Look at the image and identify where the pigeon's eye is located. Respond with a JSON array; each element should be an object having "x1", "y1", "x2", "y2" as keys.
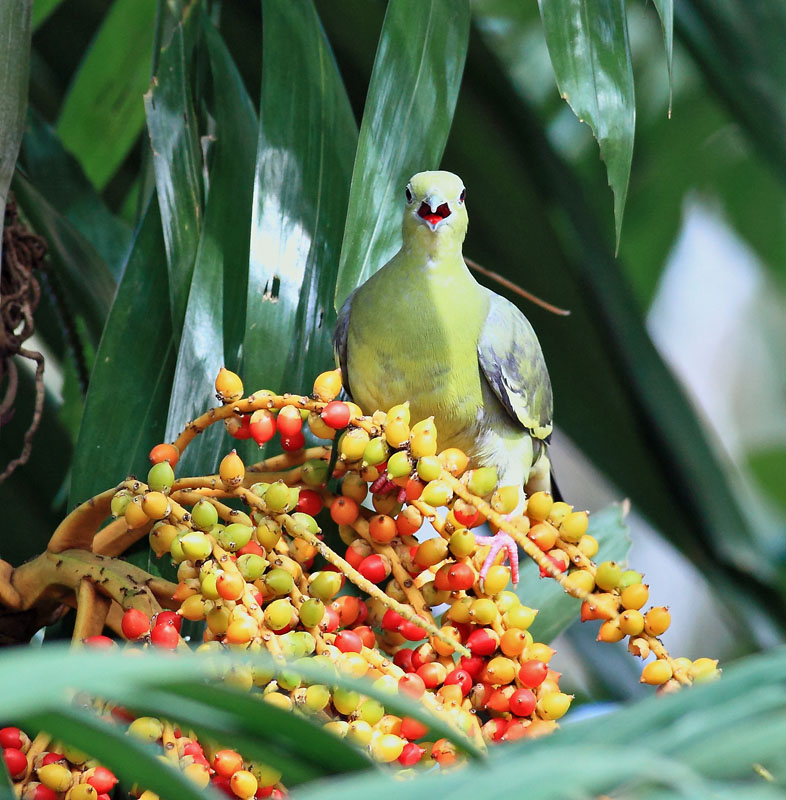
[
  {"x1": 459, "y1": 188, "x2": 466, "y2": 204},
  {"x1": 405, "y1": 186, "x2": 413, "y2": 203}
]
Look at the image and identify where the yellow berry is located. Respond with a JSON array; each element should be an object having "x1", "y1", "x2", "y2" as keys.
[
  {"x1": 37, "y1": 763, "x2": 72, "y2": 793},
  {"x1": 219, "y1": 450, "x2": 245, "y2": 489},
  {"x1": 467, "y1": 467, "x2": 497, "y2": 496},
  {"x1": 621, "y1": 583, "x2": 649, "y2": 610},
  {"x1": 124, "y1": 496, "x2": 149, "y2": 529},
  {"x1": 409, "y1": 417, "x2": 438, "y2": 458},
  {"x1": 597, "y1": 619, "x2": 625, "y2": 643},
  {"x1": 594, "y1": 561, "x2": 622, "y2": 591},
  {"x1": 449, "y1": 527, "x2": 475, "y2": 558},
  {"x1": 690, "y1": 658, "x2": 720, "y2": 683},
  {"x1": 526, "y1": 491, "x2": 553, "y2": 521},
  {"x1": 215, "y1": 367, "x2": 244, "y2": 403},
  {"x1": 503, "y1": 605, "x2": 537, "y2": 630},
  {"x1": 481, "y1": 565, "x2": 510, "y2": 595},
  {"x1": 313, "y1": 368, "x2": 342, "y2": 401},
  {"x1": 491, "y1": 485, "x2": 519, "y2": 514},
  {"x1": 469, "y1": 598, "x2": 498, "y2": 625},
  {"x1": 618, "y1": 609, "x2": 645, "y2": 636},
  {"x1": 415, "y1": 537, "x2": 448, "y2": 567},
  {"x1": 370, "y1": 733, "x2": 405, "y2": 763},
  {"x1": 536, "y1": 691, "x2": 572, "y2": 720},
  {"x1": 644, "y1": 607, "x2": 671, "y2": 636},
  {"x1": 339, "y1": 428, "x2": 370, "y2": 461},
  {"x1": 577, "y1": 534, "x2": 599, "y2": 558},
  {"x1": 142, "y1": 491, "x2": 170, "y2": 520},
  {"x1": 547, "y1": 501, "x2": 573, "y2": 526},
  {"x1": 641, "y1": 659, "x2": 673, "y2": 685},
  {"x1": 563, "y1": 568, "x2": 595, "y2": 595},
  {"x1": 559, "y1": 510, "x2": 589, "y2": 542}
]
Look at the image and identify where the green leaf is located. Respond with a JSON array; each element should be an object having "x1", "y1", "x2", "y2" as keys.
[
  {"x1": 69, "y1": 197, "x2": 175, "y2": 506},
  {"x1": 675, "y1": 0, "x2": 786, "y2": 192},
  {"x1": 22, "y1": 708, "x2": 221, "y2": 800},
  {"x1": 0, "y1": 0, "x2": 31, "y2": 265},
  {"x1": 243, "y1": 0, "x2": 357, "y2": 405},
  {"x1": 522, "y1": 503, "x2": 631, "y2": 643},
  {"x1": 537, "y1": 0, "x2": 635, "y2": 247},
  {"x1": 11, "y1": 171, "x2": 115, "y2": 349},
  {"x1": 651, "y1": 0, "x2": 673, "y2": 100},
  {"x1": 333, "y1": 0, "x2": 471, "y2": 309},
  {"x1": 56, "y1": 0, "x2": 158, "y2": 190},
  {"x1": 145, "y1": 10, "x2": 203, "y2": 340},
  {"x1": 161, "y1": 17, "x2": 257, "y2": 477},
  {"x1": 18, "y1": 108, "x2": 131, "y2": 277},
  {"x1": 31, "y1": 0, "x2": 63, "y2": 30}
]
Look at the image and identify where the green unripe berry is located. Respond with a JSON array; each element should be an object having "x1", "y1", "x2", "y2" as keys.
[
  {"x1": 420, "y1": 480, "x2": 452, "y2": 507},
  {"x1": 191, "y1": 499, "x2": 218, "y2": 531},
  {"x1": 217, "y1": 523, "x2": 253, "y2": 552},
  {"x1": 291, "y1": 512, "x2": 319, "y2": 535},
  {"x1": 416, "y1": 455, "x2": 442, "y2": 482},
  {"x1": 308, "y1": 571, "x2": 342, "y2": 601},
  {"x1": 299, "y1": 598, "x2": 325, "y2": 627},
  {"x1": 169, "y1": 536, "x2": 186, "y2": 563},
  {"x1": 356, "y1": 698, "x2": 385, "y2": 725},
  {"x1": 332, "y1": 687, "x2": 360, "y2": 715},
  {"x1": 148, "y1": 461, "x2": 175, "y2": 493},
  {"x1": 595, "y1": 561, "x2": 623, "y2": 591},
  {"x1": 200, "y1": 571, "x2": 220, "y2": 599},
  {"x1": 467, "y1": 466, "x2": 498, "y2": 496},
  {"x1": 111, "y1": 490, "x2": 132, "y2": 518},
  {"x1": 264, "y1": 598, "x2": 295, "y2": 631},
  {"x1": 277, "y1": 669, "x2": 302, "y2": 691},
  {"x1": 291, "y1": 634, "x2": 317, "y2": 657},
  {"x1": 387, "y1": 450, "x2": 413, "y2": 479},
  {"x1": 302, "y1": 459, "x2": 329, "y2": 487},
  {"x1": 363, "y1": 437, "x2": 389, "y2": 466},
  {"x1": 265, "y1": 567, "x2": 295, "y2": 596},
  {"x1": 449, "y1": 527, "x2": 476, "y2": 558},
  {"x1": 265, "y1": 481, "x2": 292, "y2": 512},
  {"x1": 250, "y1": 482, "x2": 270, "y2": 498},
  {"x1": 618, "y1": 569, "x2": 643, "y2": 590},
  {"x1": 237, "y1": 553, "x2": 267, "y2": 581},
  {"x1": 180, "y1": 532, "x2": 212, "y2": 562},
  {"x1": 305, "y1": 684, "x2": 331, "y2": 712}
]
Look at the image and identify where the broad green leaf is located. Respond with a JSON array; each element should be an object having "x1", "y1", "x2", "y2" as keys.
[
  {"x1": 538, "y1": 0, "x2": 635, "y2": 247},
  {"x1": 11, "y1": 171, "x2": 115, "y2": 349},
  {"x1": 675, "y1": 0, "x2": 786, "y2": 191},
  {"x1": 161, "y1": 17, "x2": 256, "y2": 477},
  {"x1": 0, "y1": 0, "x2": 31, "y2": 265},
  {"x1": 522, "y1": 503, "x2": 631, "y2": 643},
  {"x1": 31, "y1": 0, "x2": 63, "y2": 30},
  {"x1": 69, "y1": 198, "x2": 176, "y2": 506},
  {"x1": 243, "y1": 0, "x2": 357, "y2": 406},
  {"x1": 56, "y1": 0, "x2": 158, "y2": 190},
  {"x1": 18, "y1": 108, "x2": 131, "y2": 277},
  {"x1": 748, "y1": 446, "x2": 786, "y2": 514},
  {"x1": 145, "y1": 10, "x2": 203, "y2": 339},
  {"x1": 22, "y1": 709, "x2": 220, "y2": 800},
  {"x1": 333, "y1": 0, "x2": 471, "y2": 309},
  {"x1": 443, "y1": 26, "x2": 786, "y2": 633}
]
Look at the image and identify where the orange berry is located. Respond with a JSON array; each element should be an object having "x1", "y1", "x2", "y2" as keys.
[
  {"x1": 215, "y1": 367, "x2": 244, "y2": 403},
  {"x1": 369, "y1": 514, "x2": 397, "y2": 544}
]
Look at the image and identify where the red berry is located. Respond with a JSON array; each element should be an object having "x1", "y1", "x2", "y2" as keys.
[
  {"x1": 404, "y1": 477, "x2": 424, "y2": 502},
  {"x1": 40, "y1": 753, "x2": 64, "y2": 766},
  {"x1": 149, "y1": 442, "x2": 180, "y2": 466},
  {"x1": 87, "y1": 767, "x2": 118, "y2": 793},
  {"x1": 334, "y1": 630, "x2": 363, "y2": 653},
  {"x1": 458, "y1": 655, "x2": 486, "y2": 679},
  {"x1": 446, "y1": 562, "x2": 475, "y2": 591},
  {"x1": 398, "y1": 673, "x2": 426, "y2": 700},
  {"x1": 154, "y1": 610, "x2": 182, "y2": 632},
  {"x1": 351, "y1": 625, "x2": 376, "y2": 648},
  {"x1": 281, "y1": 431, "x2": 305, "y2": 451},
  {"x1": 29, "y1": 785, "x2": 58, "y2": 800},
  {"x1": 444, "y1": 668, "x2": 472, "y2": 695},
  {"x1": 355, "y1": 600, "x2": 369, "y2": 625},
  {"x1": 82, "y1": 635, "x2": 115, "y2": 648},
  {"x1": 509, "y1": 687, "x2": 537, "y2": 717},
  {"x1": 416, "y1": 662, "x2": 445, "y2": 689},
  {"x1": 237, "y1": 540, "x2": 265, "y2": 557},
  {"x1": 400, "y1": 717, "x2": 428, "y2": 740},
  {"x1": 277, "y1": 406, "x2": 303, "y2": 437},
  {"x1": 381, "y1": 609, "x2": 405, "y2": 632},
  {"x1": 399, "y1": 618, "x2": 426, "y2": 642},
  {"x1": 540, "y1": 554, "x2": 568, "y2": 578},
  {"x1": 466, "y1": 628, "x2": 499, "y2": 656},
  {"x1": 485, "y1": 686, "x2": 513, "y2": 714},
  {"x1": 397, "y1": 742, "x2": 425, "y2": 766},
  {"x1": 249, "y1": 410, "x2": 276, "y2": 445},
  {"x1": 321, "y1": 401, "x2": 351, "y2": 429},
  {"x1": 182, "y1": 742, "x2": 204, "y2": 757},
  {"x1": 3, "y1": 748, "x2": 26, "y2": 778},
  {"x1": 319, "y1": 605, "x2": 340, "y2": 633},
  {"x1": 0, "y1": 728, "x2": 22, "y2": 749},
  {"x1": 453, "y1": 503, "x2": 479, "y2": 527},
  {"x1": 357, "y1": 554, "x2": 390, "y2": 584},
  {"x1": 518, "y1": 659, "x2": 549, "y2": 688},
  {"x1": 228, "y1": 414, "x2": 253, "y2": 440},
  {"x1": 121, "y1": 608, "x2": 150, "y2": 640},
  {"x1": 295, "y1": 489, "x2": 322, "y2": 516},
  {"x1": 150, "y1": 624, "x2": 179, "y2": 650},
  {"x1": 393, "y1": 648, "x2": 415, "y2": 672}
]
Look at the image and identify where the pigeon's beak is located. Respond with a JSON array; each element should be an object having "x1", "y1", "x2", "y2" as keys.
[{"x1": 417, "y1": 195, "x2": 451, "y2": 229}]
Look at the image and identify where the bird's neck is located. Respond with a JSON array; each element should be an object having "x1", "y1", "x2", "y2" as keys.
[{"x1": 401, "y1": 228, "x2": 466, "y2": 273}]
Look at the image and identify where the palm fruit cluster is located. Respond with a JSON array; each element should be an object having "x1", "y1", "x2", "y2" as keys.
[
  {"x1": 1, "y1": 366, "x2": 719, "y2": 798},
  {"x1": 1, "y1": 725, "x2": 119, "y2": 800}
]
